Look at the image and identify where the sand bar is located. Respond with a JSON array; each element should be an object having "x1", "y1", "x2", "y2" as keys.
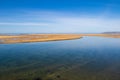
[{"x1": 0, "y1": 34, "x2": 120, "y2": 44}]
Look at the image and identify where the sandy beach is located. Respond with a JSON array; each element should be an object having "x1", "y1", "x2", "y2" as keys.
[{"x1": 0, "y1": 34, "x2": 120, "y2": 44}]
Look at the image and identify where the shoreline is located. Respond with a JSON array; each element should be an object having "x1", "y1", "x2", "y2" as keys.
[
  {"x1": 0, "y1": 34, "x2": 82, "y2": 44},
  {"x1": 0, "y1": 34, "x2": 120, "y2": 44}
]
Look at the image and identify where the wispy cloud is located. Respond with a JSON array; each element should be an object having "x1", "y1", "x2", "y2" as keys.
[
  {"x1": 0, "y1": 22, "x2": 51, "y2": 26},
  {"x1": 0, "y1": 11, "x2": 120, "y2": 33}
]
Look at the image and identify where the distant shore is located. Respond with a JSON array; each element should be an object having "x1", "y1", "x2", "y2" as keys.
[{"x1": 0, "y1": 34, "x2": 120, "y2": 44}]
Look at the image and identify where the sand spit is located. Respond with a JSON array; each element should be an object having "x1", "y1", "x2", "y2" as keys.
[
  {"x1": 0, "y1": 34, "x2": 120, "y2": 44},
  {"x1": 0, "y1": 34, "x2": 82, "y2": 44}
]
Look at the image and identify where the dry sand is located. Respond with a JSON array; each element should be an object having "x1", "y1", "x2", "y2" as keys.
[
  {"x1": 0, "y1": 34, "x2": 120, "y2": 44},
  {"x1": 0, "y1": 34, "x2": 82, "y2": 44}
]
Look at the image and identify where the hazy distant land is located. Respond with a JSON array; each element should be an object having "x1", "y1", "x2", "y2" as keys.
[{"x1": 103, "y1": 32, "x2": 120, "y2": 34}]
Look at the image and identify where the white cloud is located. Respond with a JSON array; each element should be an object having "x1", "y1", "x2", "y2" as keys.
[
  {"x1": 0, "y1": 22, "x2": 51, "y2": 26},
  {"x1": 0, "y1": 11, "x2": 120, "y2": 33}
]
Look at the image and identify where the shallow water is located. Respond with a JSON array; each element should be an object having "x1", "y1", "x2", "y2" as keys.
[{"x1": 0, "y1": 37, "x2": 120, "y2": 80}]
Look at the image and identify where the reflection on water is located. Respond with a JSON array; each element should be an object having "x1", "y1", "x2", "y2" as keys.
[{"x1": 0, "y1": 37, "x2": 120, "y2": 80}]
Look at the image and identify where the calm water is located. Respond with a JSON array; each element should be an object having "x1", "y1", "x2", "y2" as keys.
[{"x1": 0, "y1": 37, "x2": 120, "y2": 80}]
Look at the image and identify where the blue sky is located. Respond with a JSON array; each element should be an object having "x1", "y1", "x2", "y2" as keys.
[{"x1": 0, "y1": 0, "x2": 120, "y2": 33}]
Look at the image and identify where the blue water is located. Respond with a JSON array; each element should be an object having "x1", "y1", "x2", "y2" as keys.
[
  {"x1": 0, "y1": 37, "x2": 120, "y2": 80},
  {"x1": 0, "y1": 37, "x2": 120, "y2": 65}
]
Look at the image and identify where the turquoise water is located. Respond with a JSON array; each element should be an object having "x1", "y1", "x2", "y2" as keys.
[{"x1": 0, "y1": 37, "x2": 120, "y2": 80}]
